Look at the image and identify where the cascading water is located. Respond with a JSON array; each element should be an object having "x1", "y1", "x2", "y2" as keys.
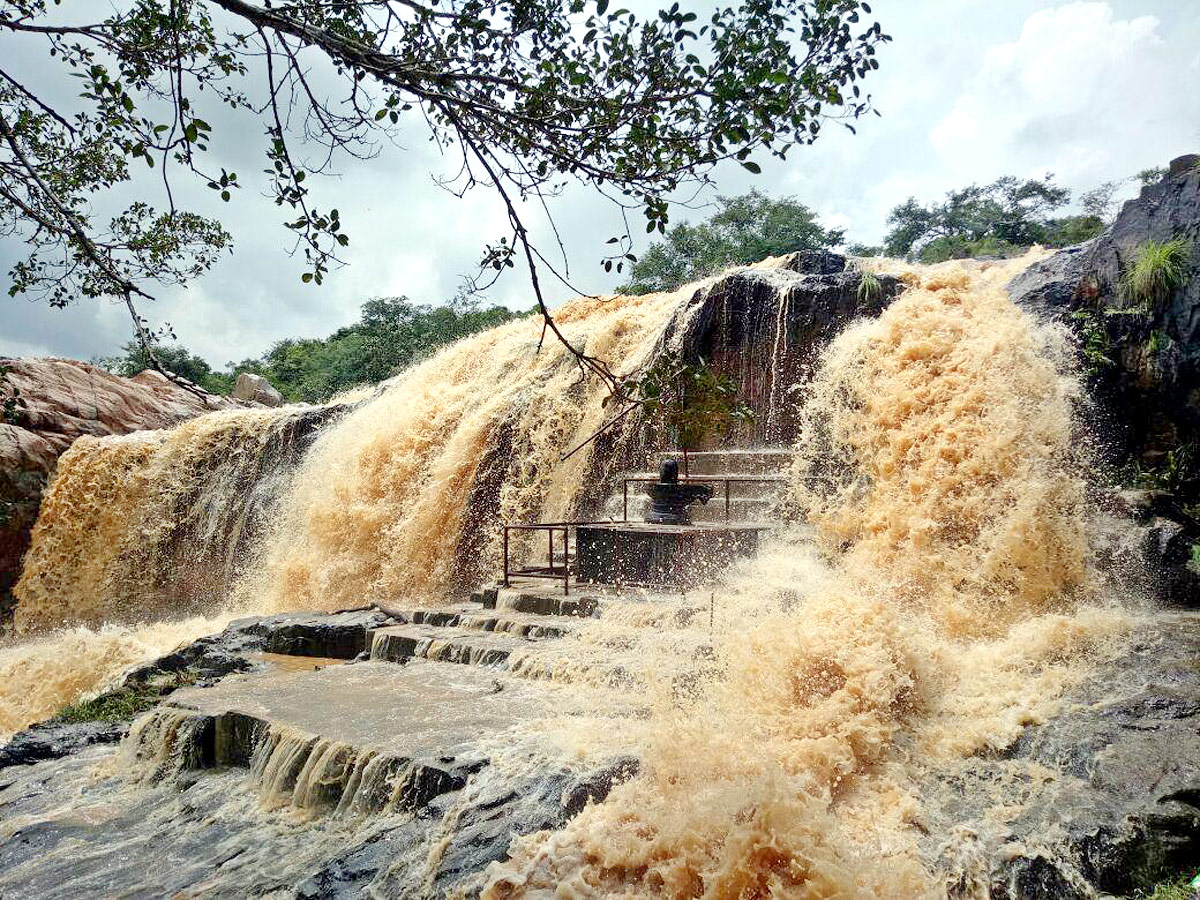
[
  {"x1": 0, "y1": 283, "x2": 698, "y2": 736},
  {"x1": 0, "y1": 252, "x2": 1149, "y2": 898},
  {"x1": 480, "y1": 256, "x2": 1134, "y2": 898}
]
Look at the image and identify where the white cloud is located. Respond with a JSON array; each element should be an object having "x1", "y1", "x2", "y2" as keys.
[{"x1": 930, "y1": 3, "x2": 1195, "y2": 192}]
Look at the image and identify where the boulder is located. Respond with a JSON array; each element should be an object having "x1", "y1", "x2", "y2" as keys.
[
  {"x1": 0, "y1": 358, "x2": 244, "y2": 627},
  {"x1": 0, "y1": 721, "x2": 126, "y2": 770},
  {"x1": 231, "y1": 372, "x2": 283, "y2": 407}
]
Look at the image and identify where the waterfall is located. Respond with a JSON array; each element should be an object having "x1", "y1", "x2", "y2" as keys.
[
  {"x1": 0, "y1": 252, "x2": 1147, "y2": 898},
  {"x1": 480, "y1": 255, "x2": 1134, "y2": 898}
]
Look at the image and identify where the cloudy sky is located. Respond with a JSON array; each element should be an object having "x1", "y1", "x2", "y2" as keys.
[{"x1": 2, "y1": 0, "x2": 1198, "y2": 366}]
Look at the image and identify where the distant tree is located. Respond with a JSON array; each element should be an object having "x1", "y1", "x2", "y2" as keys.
[
  {"x1": 0, "y1": 0, "x2": 889, "y2": 394},
  {"x1": 883, "y1": 175, "x2": 1071, "y2": 261},
  {"x1": 109, "y1": 341, "x2": 215, "y2": 386},
  {"x1": 622, "y1": 190, "x2": 844, "y2": 294},
  {"x1": 1079, "y1": 180, "x2": 1122, "y2": 222},
  {"x1": 99, "y1": 296, "x2": 526, "y2": 402},
  {"x1": 845, "y1": 242, "x2": 884, "y2": 257},
  {"x1": 1043, "y1": 215, "x2": 1105, "y2": 248}
]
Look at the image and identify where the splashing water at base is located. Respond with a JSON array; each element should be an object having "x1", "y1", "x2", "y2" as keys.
[{"x1": 480, "y1": 255, "x2": 1135, "y2": 898}]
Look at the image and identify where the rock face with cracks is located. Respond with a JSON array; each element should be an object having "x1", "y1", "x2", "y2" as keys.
[{"x1": 932, "y1": 614, "x2": 1200, "y2": 898}]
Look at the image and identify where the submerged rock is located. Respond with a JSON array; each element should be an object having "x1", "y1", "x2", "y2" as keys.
[{"x1": 0, "y1": 721, "x2": 126, "y2": 770}]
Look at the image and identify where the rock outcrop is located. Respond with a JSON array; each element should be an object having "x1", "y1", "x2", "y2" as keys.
[
  {"x1": 0, "y1": 358, "x2": 244, "y2": 625},
  {"x1": 1009, "y1": 155, "x2": 1200, "y2": 608},
  {"x1": 931, "y1": 614, "x2": 1200, "y2": 898},
  {"x1": 671, "y1": 251, "x2": 906, "y2": 444},
  {"x1": 1009, "y1": 154, "x2": 1200, "y2": 468}
]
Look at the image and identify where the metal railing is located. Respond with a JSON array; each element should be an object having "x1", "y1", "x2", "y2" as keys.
[
  {"x1": 620, "y1": 475, "x2": 787, "y2": 523},
  {"x1": 501, "y1": 476, "x2": 789, "y2": 593},
  {"x1": 501, "y1": 520, "x2": 617, "y2": 596}
]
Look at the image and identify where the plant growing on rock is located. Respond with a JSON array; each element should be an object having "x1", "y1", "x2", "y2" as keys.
[
  {"x1": 628, "y1": 352, "x2": 754, "y2": 475},
  {"x1": 1069, "y1": 310, "x2": 1115, "y2": 376},
  {"x1": 1121, "y1": 239, "x2": 1192, "y2": 309},
  {"x1": 856, "y1": 267, "x2": 882, "y2": 302},
  {"x1": 0, "y1": 364, "x2": 26, "y2": 424}
]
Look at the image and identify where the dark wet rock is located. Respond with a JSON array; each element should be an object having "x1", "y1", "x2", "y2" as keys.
[
  {"x1": 570, "y1": 257, "x2": 907, "y2": 520},
  {"x1": 0, "y1": 608, "x2": 399, "y2": 764},
  {"x1": 1008, "y1": 155, "x2": 1200, "y2": 473},
  {"x1": 662, "y1": 263, "x2": 907, "y2": 445},
  {"x1": 257, "y1": 608, "x2": 397, "y2": 658},
  {"x1": 295, "y1": 755, "x2": 641, "y2": 899},
  {"x1": 777, "y1": 248, "x2": 847, "y2": 275},
  {"x1": 992, "y1": 854, "x2": 1089, "y2": 900},
  {"x1": 930, "y1": 614, "x2": 1200, "y2": 897},
  {"x1": 0, "y1": 721, "x2": 126, "y2": 770}
]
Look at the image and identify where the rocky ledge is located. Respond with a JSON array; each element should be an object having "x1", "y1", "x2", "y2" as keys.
[{"x1": 932, "y1": 612, "x2": 1200, "y2": 898}]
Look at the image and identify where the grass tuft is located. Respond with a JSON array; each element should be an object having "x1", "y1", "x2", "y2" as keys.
[
  {"x1": 52, "y1": 672, "x2": 196, "y2": 724},
  {"x1": 857, "y1": 268, "x2": 882, "y2": 303},
  {"x1": 1136, "y1": 872, "x2": 1198, "y2": 900},
  {"x1": 1121, "y1": 238, "x2": 1192, "y2": 308}
]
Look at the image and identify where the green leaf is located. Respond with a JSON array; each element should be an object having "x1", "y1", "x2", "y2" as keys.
[{"x1": 741, "y1": 161, "x2": 761, "y2": 174}]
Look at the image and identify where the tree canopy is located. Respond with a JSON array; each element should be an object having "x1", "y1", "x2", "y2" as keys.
[
  {"x1": 0, "y1": 0, "x2": 889, "y2": 392},
  {"x1": 880, "y1": 174, "x2": 1106, "y2": 262},
  {"x1": 103, "y1": 295, "x2": 525, "y2": 402},
  {"x1": 621, "y1": 190, "x2": 843, "y2": 294}
]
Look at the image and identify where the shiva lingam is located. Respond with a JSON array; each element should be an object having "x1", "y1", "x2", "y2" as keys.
[{"x1": 643, "y1": 458, "x2": 713, "y2": 525}]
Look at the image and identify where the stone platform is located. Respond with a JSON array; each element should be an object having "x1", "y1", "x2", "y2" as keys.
[{"x1": 576, "y1": 522, "x2": 764, "y2": 588}]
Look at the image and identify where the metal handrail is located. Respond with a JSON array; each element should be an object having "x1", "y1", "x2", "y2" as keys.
[
  {"x1": 501, "y1": 472, "x2": 826, "y2": 592},
  {"x1": 621, "y1": 475, "x2": 788, "y2": 523}
]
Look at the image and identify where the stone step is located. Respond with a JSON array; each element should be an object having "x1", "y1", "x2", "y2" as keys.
[
  {"x1": 122, "y1": 661, "x2": 636, "y2": 822},
  {"x1": 488, "y1": 590, "x2": 601, "y2": 618},
  {"x1": 616, "y1": 473, "x2": 787, "y2": 499},
  {"x1": 369, "y1": 623, "x2": 557, "y2": 668},
  {"x1": 384, "y1": 604, "x2": 577, "y2": 639},
  {"x1": 654, "y1": 448, "x2": 793, "y2": 476},
  {"x1": 228, "y1": 608, "x2": 398, "y2": 660}
]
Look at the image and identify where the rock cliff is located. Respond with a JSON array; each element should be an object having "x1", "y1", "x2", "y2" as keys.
[
  {"x1": 0, "y1": 359, "x2": 244, "y2": 626},
  {"x1": 1009, "y1": 154, "x2": 1200, "y2": 469},
  {"x1": 1008, "y1": 154, "x2": 1200, "y2": 607}
]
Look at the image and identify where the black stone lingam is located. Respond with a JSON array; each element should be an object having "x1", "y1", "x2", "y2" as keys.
[{"x1": 643, "y1": 458, "x2": 713, "y2": 525}]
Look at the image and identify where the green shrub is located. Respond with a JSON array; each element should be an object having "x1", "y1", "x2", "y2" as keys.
[
  {"x1": 1147, "y1": 330, "x2": 1170, "y2": 357},
  {"x1": 1136, "y1": 871, "x2": 1198, "y2": 899},
  {"x1": 856, "y1": 269, "x2": 882, "y2": 303},
  {"x1": 1121, "y1": 239, "x2": 1192, "y2": 308},
  {"x1": 1070, "y1": 310, "x2": 1115, "y2": 376}
]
